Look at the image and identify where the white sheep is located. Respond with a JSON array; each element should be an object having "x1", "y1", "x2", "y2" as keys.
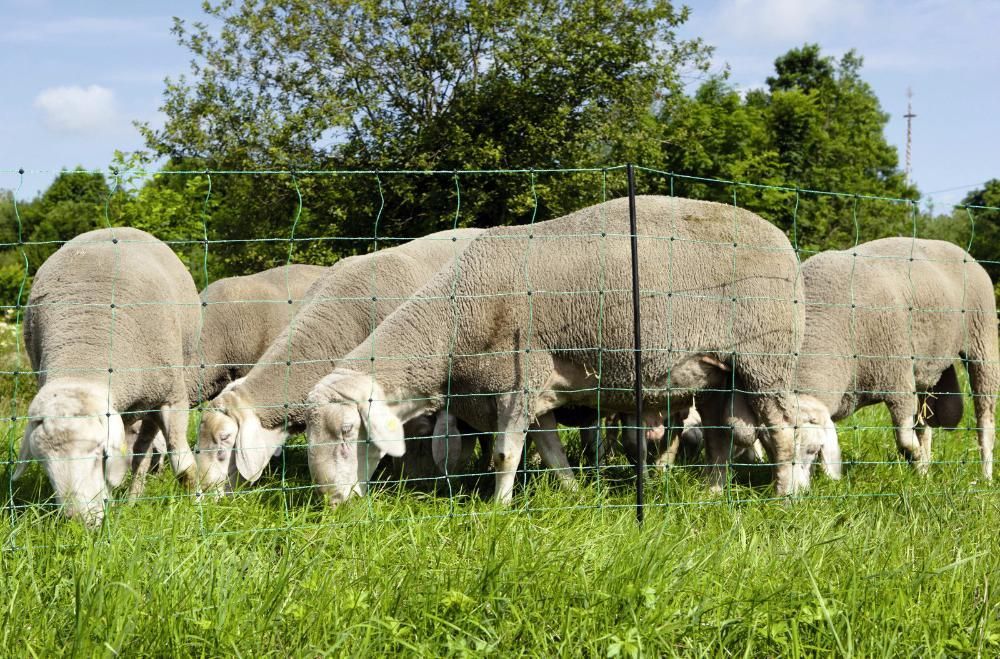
[
  {"x1": 782, "y1": 237, "x2": 998, "y2": 484},
  {"x1": 711, "y1": 237, "x2": 998, "y2": 488},
  {"x1": 305, "y1": 195, "x2": 807, "y2": 506},
  {"x1": 194, "y1": 228, "x2": 483, "y2": 492},
  {"x1": 16, "y1": 227, "x2": 201, "y2": 524},
  {"x1": 126, "y1": 264, "x2": 327, "y2": 491}
]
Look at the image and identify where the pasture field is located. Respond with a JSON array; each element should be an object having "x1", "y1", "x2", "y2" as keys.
[{"x1": 2, "y1": 337, "x2": 1000, "y2": 656}]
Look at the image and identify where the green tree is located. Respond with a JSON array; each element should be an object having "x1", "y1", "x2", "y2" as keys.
[
  {"x1": 919, "y1": 180, "x2": 1000, "y2": 282},
  {"x1": 0, "y1": 190, "x2": 29, "y2": 309},
  {"x1": 0, "y1": 170, "x2": 111, "y2": 307},
  {"x1": 16, "y1": 169, "x2": 111, "y2": 272},
  {"x1": 140, "y1": 0, "x2": 710, "y2": 270},
  {"x1": 657, "y1": 44, "x2": 917, "y2": 253}
]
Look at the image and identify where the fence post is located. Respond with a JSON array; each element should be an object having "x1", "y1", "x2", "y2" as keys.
[{"x1": 626, "y1": 164, "x2": 645, "y2": 524}]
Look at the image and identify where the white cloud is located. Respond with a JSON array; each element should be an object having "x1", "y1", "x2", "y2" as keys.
[
  {"x1": 33, "y1": 85, "x2": 120, "y2": 135},
  {"x1": 716, "y1": 0, "x2": 865, "y2": 43}
]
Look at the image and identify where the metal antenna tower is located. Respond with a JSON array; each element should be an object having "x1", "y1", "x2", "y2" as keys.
[{"x1": 904, "y1": 87, "x2": 916, "y2": 182}]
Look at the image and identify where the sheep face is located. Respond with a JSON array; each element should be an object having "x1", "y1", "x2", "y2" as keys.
[
  {"x1": 195, "y1": 406, "x2": 239, "y2": 493},
  {"x1": 17, "y1": 381, "x2": 127, "y2": 527},
  {"x1": 306, "y1": 370, "x2": 406, "y2": 506},
  {"x1": 792, "y1": 395, "x2": 842, "y2": 484},
  {"x1": 306, "y1": 401, "x2": 386, "y2": 505}
]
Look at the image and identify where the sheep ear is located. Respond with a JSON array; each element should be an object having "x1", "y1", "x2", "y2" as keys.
[
  {"x1": 13, "y1": 419, "x2": 38, "y2": 480},
  {"x1": 103, "y1": 413, "x2": 129, "y2": 489},
  {"x1": 431, "y1": 413, "x2": 464, "y2": 473},
  {"x1": 819, "y1": 420, "x2": 842, "y2": 480},
  {"x1": 234, "y1": 411, "x2": 284, "y2": 483},
  {"x1": 361, "y1": 398, "x2": 405, "y2": 457}
]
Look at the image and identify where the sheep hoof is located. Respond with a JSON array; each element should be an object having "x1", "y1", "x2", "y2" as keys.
[
  {"x1": 175, "y1": 467, "x2": 197, "y2": 490},
  {"x1": 559, "y1": 475, "x2": 580, "y2": 492}
]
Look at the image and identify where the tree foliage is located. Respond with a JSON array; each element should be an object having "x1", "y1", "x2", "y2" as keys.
[
  {"x1": 657, "y1": 44, "x2": 917, "y2": 254},
  {"x1": 139, "y1": 0, "x2": 710, "y2": 267},
  {"x1": 0, "y1": 170, "x2": 112, "y2": 305},
  {"x1": 918, "y1": 180, "x2": 1000, "y2": 283},
  {"x1": 3, "y1": 12, "x2": 948, "y2": 293}
]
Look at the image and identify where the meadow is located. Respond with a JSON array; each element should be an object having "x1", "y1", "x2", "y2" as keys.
[{"x1": 2, "y1": 321, "x2": 999, "y2": 656}]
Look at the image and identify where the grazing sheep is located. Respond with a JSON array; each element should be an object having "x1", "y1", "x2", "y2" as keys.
[
  {"x1": 773, "y1": 237, "x2": 998, "y2": 484},
  {"x1": 129, "y1": 264, "x2": 329, "y2": 488},
  {"x1": 194, "y1": 228, "x2": 484, "y2": 492},
  {"x1": 15, "y1": 227, "x2": 201, "y2": 524},
  {"x1": 305, "y1": 195, "x2": 807, "y2": 507}
]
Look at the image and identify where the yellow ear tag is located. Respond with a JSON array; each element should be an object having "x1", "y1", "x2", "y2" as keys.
[
  {"x1": 121, "y1": 444, "x2": 128, "y2": 457},
  {"x1": 386, "y1": 418, "x2": 400, "y2": 432}
]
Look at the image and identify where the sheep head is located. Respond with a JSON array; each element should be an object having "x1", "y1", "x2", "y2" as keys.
[
  {"x1": 195, "y1": 377, "x2": 286, "y2": 492},
  {"x1": 17, "y1": 379, "x2": 127, "y2": 527},
  {"x1": 306, "y1": 369, "x2": 405, "y2": 507},
  {"x1": 791, "y1": 394, "x2": 842, "y2": 484},
  {"x1": 709, "y1": 391, "x2": 840, "y2": 493}
]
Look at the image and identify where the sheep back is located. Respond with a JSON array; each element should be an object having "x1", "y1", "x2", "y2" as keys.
[
  {"x1": 343, "y1": 195, "x2": 803, "y2": 416},
  {"x1": 24, "y1": 227, "x2": 200, "y2": 413},
  {"x1": 193, "y1": 264, "x2": 327, "y2": 401},
  {"x1": 798, "y1": 237, "x2": 998, "y2": 419}
]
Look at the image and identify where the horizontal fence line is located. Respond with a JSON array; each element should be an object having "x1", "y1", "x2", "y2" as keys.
[
  {"x1": 5, "y1": 237, "x2": 1000, "y2": 263},
  {"x1": 3, "y1": 163, "x2": 997, "y2": 212},
  {"x1": 7, "y1": 294, "x2": 996, "y2": 315},
  {"x1": 5, "y1": 482, "x2": 999, "y2": 554}
]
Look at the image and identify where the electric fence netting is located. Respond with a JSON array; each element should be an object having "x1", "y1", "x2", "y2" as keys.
[{"x1": 2, "y1": 165, "x2": 999, "y2": 547}]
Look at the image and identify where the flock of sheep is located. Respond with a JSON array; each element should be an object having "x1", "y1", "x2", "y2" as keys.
[{"x1": 13, "y1": 195, "x2": 999, "y2": 526}]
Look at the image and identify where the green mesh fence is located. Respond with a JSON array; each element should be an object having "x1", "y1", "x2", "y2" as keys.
[{"x1": 2, "y1": 164, "x2": 999, "y2": 545}]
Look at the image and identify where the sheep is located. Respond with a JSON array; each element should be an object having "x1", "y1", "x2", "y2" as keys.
[
  {"x1": 15, "y1": 227, "x2": 201, "y2": 524},
  {"x1": 759, "y1": 237, "x2": 998, "y2": 485},
  {"x1": 304, "y1": 195, "x2": 808, "y2": 507},
  {"x1": 127, "y1": 263, "x2": 329, "y2": 491},
  {"x1": 194, "y1": 228, "x2": 484, "y2": 492}
]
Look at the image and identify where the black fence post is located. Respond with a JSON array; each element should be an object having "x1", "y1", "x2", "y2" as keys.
[{"x1": 626, "y1": 164, "x2": 645, "y2": 524}]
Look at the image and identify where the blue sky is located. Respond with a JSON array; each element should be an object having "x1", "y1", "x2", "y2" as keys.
[{"x1": 1, "y1": 0, "x2": 997, "y2": 210}]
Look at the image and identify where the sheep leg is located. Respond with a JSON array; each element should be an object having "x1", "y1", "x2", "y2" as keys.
[
  {"x1": 493, "y1": 429, "x2": 526, "y2": 505},
  {"x1": 977, "y1": 407, "x2": 995, "y2": 481},
  {"x1": 660, "y1": 431, "x2": 681, "y2": 468},
  {"x1": 704, "y1": 446, "x2": 728, "y2": 493},
  {"x1": 751, "y1": 399, "x2": 799, "y2": 495},
  {"x1": 531, "y1": 413, "x2": 577, "y2": 491},
  {"x1": 579, "y1": 425, "x2": 606, "y2": 467},
  {"x1": 127, "y1": 419, "x2": 162, "y2": 500},
  {"x1": 963, "y1": 346, "x2": 999, "y2": 481},
  {"x1": 702, "y1": 427, "x2": 730, "y2": 494},
  {"x1": 915, "y1": 424, "x2": 933, "y2": 477},
  {"x1": 158, "y1": 402, "x2": 196, "y2": 487},
  {"x1": 887, "y1": 398, "x2": 922, "y2": 471}
]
